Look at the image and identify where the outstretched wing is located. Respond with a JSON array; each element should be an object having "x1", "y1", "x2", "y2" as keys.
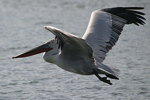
[
  {"x1": 82, "y1": 7, "x2": 145, "y2": 62},
  {"x1": 45, "y1": 26, "x2": 94, "y2": 61}
]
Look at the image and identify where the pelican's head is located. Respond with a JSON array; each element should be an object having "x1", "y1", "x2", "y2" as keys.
[
  {"x1": 43, "y1": 39, "x2": 59, "y2": 63},
  {"x1": 12, "y1": 39, "x2": 59, "y2": 63}
]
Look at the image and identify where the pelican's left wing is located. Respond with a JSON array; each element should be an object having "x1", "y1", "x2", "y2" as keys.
[
  {"x1": 45, "y1": 26, "x2": 94, "y2": 61},
  {"x1": 82, "y1": 7, "x2": 145, "y2": 62}
]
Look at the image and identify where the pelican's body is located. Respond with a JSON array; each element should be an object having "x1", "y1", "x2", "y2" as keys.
[
  {"x1": 13, "y1": 7, "x2": 145, "y2": 85},
  {"x1": 43, "y1": 38, "x2": 95, "y2": 75},
  {"x1": 42, "y1": 27, "x2": 119, "y2": 78}
]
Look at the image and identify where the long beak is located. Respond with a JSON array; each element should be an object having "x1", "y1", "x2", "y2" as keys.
[{"x1": 12, "y1": 43, "x2": 53, "y2": 59}]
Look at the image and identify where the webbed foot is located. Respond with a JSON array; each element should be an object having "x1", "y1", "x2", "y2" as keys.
[{"x1": 93, "y1": 70, "x2": 112, "y2": 85}]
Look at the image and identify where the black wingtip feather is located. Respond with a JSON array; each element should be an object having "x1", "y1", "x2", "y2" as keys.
[
  {"x1": 102, "y1": 7, "x2": 146, "y2": 26},
  {"x1": 124, "y1": 7, "x2": 144, "y2": 10}
]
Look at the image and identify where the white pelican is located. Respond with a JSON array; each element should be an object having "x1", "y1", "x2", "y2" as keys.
[{"x1": 12, "y1": 7, "x2": 145, "y2": 85}]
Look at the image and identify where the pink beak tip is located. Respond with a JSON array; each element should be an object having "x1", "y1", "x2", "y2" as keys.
[{"x1": 12, "y1": 56, "x2": 16, "y2": 59}]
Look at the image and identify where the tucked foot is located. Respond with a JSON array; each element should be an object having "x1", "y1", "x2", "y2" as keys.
[
  {"x1": 100, "y1": 77, "x2": 112, "y2": 85},
  {"x1": 93, "y1": 70, "x2": 112, "y2": 85}
]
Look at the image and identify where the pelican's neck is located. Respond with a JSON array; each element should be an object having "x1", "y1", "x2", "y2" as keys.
[{"x1": 43, "y1": 49, "x2": 59, "y2": 64}]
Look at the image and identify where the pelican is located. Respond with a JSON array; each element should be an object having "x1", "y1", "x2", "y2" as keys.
[{"x1": 12, "y1": 7, "x2": 145, "y2": 85}]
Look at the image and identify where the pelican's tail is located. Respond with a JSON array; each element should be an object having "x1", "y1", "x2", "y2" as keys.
[
  {"x1": 95, "y1": 62, "x2": 120, "y2": 79},
  {"x1": 105, "y1": 66, "x2": 120, "y2": 79}
]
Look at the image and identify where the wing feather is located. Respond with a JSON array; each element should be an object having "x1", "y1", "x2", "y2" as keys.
[
  {"x1": 45, "y1": 26, "x2": 94, "y2": 61},
  {"x1": 83, "y1": 7, "x2": 145, "y2": 62}
]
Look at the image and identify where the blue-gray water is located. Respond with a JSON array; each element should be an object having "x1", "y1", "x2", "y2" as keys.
[{"x1": 0, "y1": 0, "x2": 150, "y2": 100}]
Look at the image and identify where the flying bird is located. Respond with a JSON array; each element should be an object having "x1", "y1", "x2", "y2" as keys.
[{"x1": 12, "y1": 7, "x2": 145, "y2": 85}]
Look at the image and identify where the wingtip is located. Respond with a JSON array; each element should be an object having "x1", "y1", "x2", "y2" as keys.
[
  {"x1": 44, "y1": 26, "x2": 56, "y2": 31},
  {"x1": 44, "y1": 26, "x2": 51, "y2": 32},
  {"x1": 44, "y1": 26, "x2": 49, "y2": 30},
  {"x1": 127, "y1": 7, "x2": 145, "y2": 9}
]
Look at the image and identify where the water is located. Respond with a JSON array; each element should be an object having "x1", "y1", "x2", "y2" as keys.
[{"x1": 0, "y1": 0, "x2": 150, "y2": 100}]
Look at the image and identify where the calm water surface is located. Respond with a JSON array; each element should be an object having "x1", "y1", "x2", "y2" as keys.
[{"x1": 0, "y1": 0, "x2": 150, "y2": 100}]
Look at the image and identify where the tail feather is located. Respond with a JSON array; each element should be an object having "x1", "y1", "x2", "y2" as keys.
[
  {"x1": 107, "y1": 66, "x2": 120, "y2": 78},
  {"x1": 95, "y1": 62, "x2": 120, "y2": 79}
]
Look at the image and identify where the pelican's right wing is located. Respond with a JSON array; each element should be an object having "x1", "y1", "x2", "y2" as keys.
[{"x1": 82, "y1": 7, "x2": 145, "y2": 62}]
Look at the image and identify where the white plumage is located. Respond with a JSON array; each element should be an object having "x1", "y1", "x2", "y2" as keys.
[{"x1": 13, "y1": 7, "x2": 145, "y2": 85}]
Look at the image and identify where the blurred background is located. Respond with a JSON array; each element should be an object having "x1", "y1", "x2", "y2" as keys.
[{"x1": 0, "y1": 0, "x2": 150, "y2": 100}]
